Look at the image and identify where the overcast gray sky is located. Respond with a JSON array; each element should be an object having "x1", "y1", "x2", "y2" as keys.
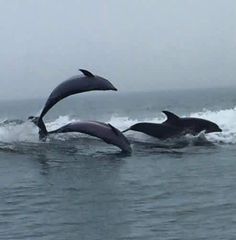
[{"x1": 0, "y1": 0, "x2": 235, "y2": 99}]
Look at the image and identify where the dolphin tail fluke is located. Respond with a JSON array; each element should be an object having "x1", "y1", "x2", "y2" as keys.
[
  {"x1": 28, "y1": 116, "x2": 39, "y2": 126},
  {"x1": 28, "y1": 116, "x2": 48, "y2": 141},
  {"x1": 37, "y1": 118, "x2": 48, "y2": 141}
]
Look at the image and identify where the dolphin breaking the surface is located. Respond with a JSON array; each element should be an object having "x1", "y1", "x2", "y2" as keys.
[
  {"x1": 123, "y1": 111, "x2": 222, "y2": 139},
  {"x1": 162, "y1": 111, "x2": 222, "y2": 134},
  {"x1": 48, "y1": 121, "x2": 132, "y2": 153}
]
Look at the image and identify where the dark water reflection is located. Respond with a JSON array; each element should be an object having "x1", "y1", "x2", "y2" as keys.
[{"x1": 1, "y1": 141, "x2": 236, "y2": 239}]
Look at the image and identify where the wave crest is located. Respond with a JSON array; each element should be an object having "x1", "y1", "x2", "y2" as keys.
[{"x1": 0, "y1": 107, "x2": 235, "y2": 145}]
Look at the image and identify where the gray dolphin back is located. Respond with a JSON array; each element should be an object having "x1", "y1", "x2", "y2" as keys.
[
  {"x1": 49, "y1": 121, "x2": 132, "y2": 153},
  {"x1": 39, "y1": 69, "x2": 117, "y2": 120},
  {"x1": 162, "y1": 110, "x2": 222, "y2": 134},
  {"x1": 123, "y1": 122, "x2": 182, "y2": 139}
]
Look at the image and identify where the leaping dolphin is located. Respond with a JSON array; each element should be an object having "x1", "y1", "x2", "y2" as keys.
[
  {"x1": 48, "y1": 121, "x2": 132, "y2": 153},
  {"x1": 40, "y1": 69, "x2": 117, "y2": 119},
  {"x1": 162, "y1": 111, "x2": 222, "y2": 134},
  {"x1": 30, "y1": 69, "x2": 117, "y2": 138}
]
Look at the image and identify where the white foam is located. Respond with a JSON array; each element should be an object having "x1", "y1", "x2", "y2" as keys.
[
  {"x1": 189, "y1": 107, "x2": 236, "y2": 144},
  {"x1": 108, "y1": 108, "x2": 236, "y2": 145},
  {"x1": 0, "y1": 122, "x2": 38, "y2": 143},
  {"x1": 0, "y1": 107, "x2": 235, "y2": 144}
]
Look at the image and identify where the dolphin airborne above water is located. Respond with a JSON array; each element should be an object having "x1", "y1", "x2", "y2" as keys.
[
  {"x1": 28, "y1": 69, "x2": 132, "y2": 152},
  {"x1": 123, "y1": 111, "x2": 222, "y2": 139},
  {"x1": 30, "y1": 69, "x2": 117, "y2": 139}
]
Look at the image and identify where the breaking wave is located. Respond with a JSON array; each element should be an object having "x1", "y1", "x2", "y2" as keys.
[
  {"x1": 109, "y1": 107, "x2": 236, "y2": 145},
  {"x1": 0, "y1": 107, "x2": 235, "y2": 147}
]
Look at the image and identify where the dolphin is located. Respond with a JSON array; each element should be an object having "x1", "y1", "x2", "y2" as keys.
[
  {"x1": 48, "y1": 121, "x2": 132, "y2": 153},
  {"x1": 39, "y1": 69, "x2": 117, "y2": 119},
  {"x1": 162, "y1": 111, "x2": 222, "y2": 134},
  {"x1": 122, "y1": 111, "x2": 222, "y2": 140},
  {"x1": 122, "y1": 122, "x2": 183, "y2": 139},
  {"x1": 30, "y1": 69, "x2": 117, "y2": 138}
]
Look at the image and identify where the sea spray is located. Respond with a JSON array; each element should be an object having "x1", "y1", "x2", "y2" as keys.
[{"x1": 0, "y1": 107, "x2": 235, "y2": 144}]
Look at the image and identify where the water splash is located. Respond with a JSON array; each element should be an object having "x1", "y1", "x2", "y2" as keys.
[{"x1": 0, "y1": 107, "x2": 235, "y2": 145}]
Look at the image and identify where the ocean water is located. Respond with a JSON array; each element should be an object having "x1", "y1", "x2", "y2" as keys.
[{"x1": 0, "y1": 87, "x2": 236, "y2": 240}]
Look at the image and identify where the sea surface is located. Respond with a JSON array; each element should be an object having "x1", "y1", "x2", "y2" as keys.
[{"x1": 0, "y1": 87, "x2": 236, "y2": 240}]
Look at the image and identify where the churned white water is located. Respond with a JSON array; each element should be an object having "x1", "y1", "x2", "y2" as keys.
[{"x1": 0, "y1": 107, "x2": 235, "y2": 144}]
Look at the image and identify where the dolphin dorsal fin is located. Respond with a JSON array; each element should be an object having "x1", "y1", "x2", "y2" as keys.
[
  {"x1": 108, "y1": 123, "x2": 119, "y2": 136},
  {"x1": 79, "y1": 69, "x2": 95, "y2": 77},
  {"x1": 162, "y1": 110, "x2": 180, "y2": 124}
]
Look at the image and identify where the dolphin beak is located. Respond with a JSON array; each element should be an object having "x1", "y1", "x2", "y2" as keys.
[{"x1": 108, "y1": 82, "x2": 117, "y2": 91}]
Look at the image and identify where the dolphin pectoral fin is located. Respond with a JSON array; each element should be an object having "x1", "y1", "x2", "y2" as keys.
[
  {"x1": 108, "y1": 123, "x2": 120, "y2": 136},
  {"x1": 162, "y1": 111, "x2": 180, "y2": 125},
  {"x1": 79, "y1": 69, "x2": 95, "y2": 77}
]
